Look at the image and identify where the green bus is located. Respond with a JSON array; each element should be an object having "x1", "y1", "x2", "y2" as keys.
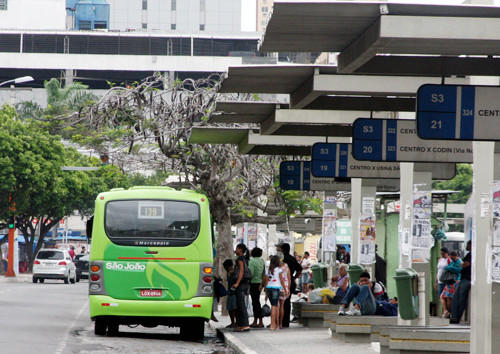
[{"x1": 87, "y1": 186, "x2": 214, "y2": 340}]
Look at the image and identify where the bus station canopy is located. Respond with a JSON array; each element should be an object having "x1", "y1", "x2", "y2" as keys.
[{"x1": 260, "y1": 1, "x2": 500, "y2": 74}]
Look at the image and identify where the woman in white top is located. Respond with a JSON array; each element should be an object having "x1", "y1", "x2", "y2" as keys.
[
  {"x1": 434, "y1": 247, "x2": 451, "y2": 318},
  {"x1": 265, "y1": 255, "x2": 286, "y2": 331}
]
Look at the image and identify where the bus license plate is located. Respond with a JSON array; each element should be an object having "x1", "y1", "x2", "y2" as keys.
[{"x1": 140, "y1": 289, "x2": 162, "y2": 297}]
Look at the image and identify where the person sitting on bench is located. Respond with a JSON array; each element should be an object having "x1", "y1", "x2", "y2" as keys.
[{"x1": 338, "y1": 271, "x2": 386, "y2": 316}]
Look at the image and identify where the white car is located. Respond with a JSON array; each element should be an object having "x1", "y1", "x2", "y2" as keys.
[{"x1": 32, "y1": 249, "x2": 77, "y2": 284}]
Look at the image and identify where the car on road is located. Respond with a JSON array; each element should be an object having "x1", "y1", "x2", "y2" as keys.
[
  {"x1": 74, "y1": 253, "x2": 89, "y2": 281},
  {"x1": 33, "y1": 249, "x2": 77, "y2": 284}
]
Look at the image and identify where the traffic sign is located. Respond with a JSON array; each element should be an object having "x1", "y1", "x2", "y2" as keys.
[
  {"x1": 417, "y1": 84, "x2": 500, "y2": 141},
  {"x1": 311, "y1": 143, "x2": 456, "y2": 179},
  {"x1": 353, "y1": 118, "x2": 473, "y2": 163},
  {"x1": 280, "y1": 161, "x2": 400, "y2": 191}
]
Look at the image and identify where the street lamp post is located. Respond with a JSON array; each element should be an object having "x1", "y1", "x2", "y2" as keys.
[{"x1": 0, "y1": 76, "x2": 34, "y2": 87}]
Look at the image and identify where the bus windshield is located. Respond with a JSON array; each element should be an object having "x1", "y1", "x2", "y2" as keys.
[{"x1": 105, "y1": 199, "x2": 200, "y2": 241}]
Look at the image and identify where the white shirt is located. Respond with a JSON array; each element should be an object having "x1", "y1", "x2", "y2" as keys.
[
  {"x1": 301, "y1": 257, "x2": 312, "y2": 270},
  {"x1": 266, "y1": 267, "x2": 283, "y2": 289},
  {"x1": 436, "y1": 257, "x2": 449, "y2": 284}
]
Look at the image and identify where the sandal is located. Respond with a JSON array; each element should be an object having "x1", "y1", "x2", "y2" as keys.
[{"x1": 233, "y1": 327, "x2": 250, "y2": 332}]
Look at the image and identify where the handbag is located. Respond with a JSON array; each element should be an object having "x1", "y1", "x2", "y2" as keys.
[
  {"x1": 261, "y1": 302, "x2": 271, "y2": 317},
  {"x1": 245, "y1": 295, "x2": 254, "y2": 317},
  {"x1": 439, "y1": 270, "x2": 457, "y2": 285}
]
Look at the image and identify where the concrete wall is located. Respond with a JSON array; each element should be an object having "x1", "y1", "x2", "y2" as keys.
[
  {"x1": 0, "y1": 0, "x2": 66, "y2": 30},
  {"x1": 0, "y1": 52, "x2": 243, "y2": 72}
]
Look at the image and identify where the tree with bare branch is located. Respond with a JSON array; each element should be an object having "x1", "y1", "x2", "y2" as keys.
[{"x1": 61, "y1": 74, "x2": 320, "y2": 280}]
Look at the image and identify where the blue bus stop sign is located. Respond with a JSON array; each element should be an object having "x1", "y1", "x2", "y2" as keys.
[
  {"x1": 417, "y1": 84, "x2": 500, "y2": 141},
  {"x1": 353, "y1": 118, "x2": 473, "y2": 163}
]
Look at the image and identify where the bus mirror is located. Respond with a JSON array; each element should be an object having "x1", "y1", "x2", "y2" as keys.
[{"x1": 86, "y1": 216, "x2": 94, "y2": 239}]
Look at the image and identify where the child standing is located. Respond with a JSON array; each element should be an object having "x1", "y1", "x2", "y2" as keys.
[
  {"x1": 223, "y1": 259, "x2": 238, "y2": 328},
  {"x1": 264, "y1": 255, "x2": 286, "y2": 331}
]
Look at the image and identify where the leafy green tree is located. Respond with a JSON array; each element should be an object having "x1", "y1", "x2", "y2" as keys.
[
  {"x1": 0, "y1": 105, "x2": 133, "y2": 270},
  {"x1": 433, "y1": 164, "x2": 473, "y2": 204}
]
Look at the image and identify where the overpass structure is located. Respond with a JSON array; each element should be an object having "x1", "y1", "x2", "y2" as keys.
[
  {"x1": 190, "y1": 1, "x2": 500, "y2": 352},
  {"x1": 0, "y1": 30, "x2": 271, "y2": 89}
]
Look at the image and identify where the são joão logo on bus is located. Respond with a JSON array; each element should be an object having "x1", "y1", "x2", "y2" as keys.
[{"x1": 105, "y1": 262, "x2": 146, "y2": 272}]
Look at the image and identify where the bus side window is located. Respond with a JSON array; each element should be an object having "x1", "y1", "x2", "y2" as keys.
[{"x1": 86, "y1": 216, "x2": 94, "y2": 239}]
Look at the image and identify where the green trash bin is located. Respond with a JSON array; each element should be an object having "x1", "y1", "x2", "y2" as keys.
[
  {"x1": 311, "y1": 263, "x2": 328, "y2": 288},
  {"x1": 347, "y1": 264, "x2": 365, "y2": 286},
  {"x1": 393, "y1": 268, "x2": 419, "y2": 320}
]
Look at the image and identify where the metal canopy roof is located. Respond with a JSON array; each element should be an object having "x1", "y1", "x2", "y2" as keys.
[
  {"x1": 189, "y1": 127, "x2": 350, "y2": 155},
  {"x1": 260, "y1": 1, "x2": 500, "y2": 74}
]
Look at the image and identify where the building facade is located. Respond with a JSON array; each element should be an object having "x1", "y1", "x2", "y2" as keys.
[
  {"x1": 0, "y1": 0, "x2": 66, "y2": 30},
  {"x1": 256, "y1": 0, "x2": 273, "y2": 32},
  {"x1": 106, "y1": 0, "x2": 242, "y2": 33}
]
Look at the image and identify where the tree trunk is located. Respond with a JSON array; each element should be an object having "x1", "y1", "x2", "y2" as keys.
[{"x1": 215, "y1": 210, "x2": 233, "y2": 316}]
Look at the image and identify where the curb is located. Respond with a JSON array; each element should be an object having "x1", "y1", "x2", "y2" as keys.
[{"x1": 212, "y1": 325, "x2": 259, "y2": 354}]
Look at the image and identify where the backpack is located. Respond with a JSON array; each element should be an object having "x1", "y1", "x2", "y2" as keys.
[{"x1": 373, "y1": 280, "x2": 389, "y2": 301}]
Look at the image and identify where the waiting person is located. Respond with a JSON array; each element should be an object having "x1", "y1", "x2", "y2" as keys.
[
  {"x1": 80, "y1": 246, "x2": 86, "y2": 254},
  {"x1": 375, "y1": 297, "x2": 399, "y2": 316},
  {"x1": 337, "y1": 245, "x2": 351, "y2": 264},
  {"x1": 440, "y1": 250, "x2": 462, "y2": 319},
  {"x1": 300, "y1": 251, "x2": 313, "y2": 292},
  {"x1": 298, "y1": 283, "x2": 315, "y2": 302},
  {"x1": 435, "y1": 247, "x2": 451, "y2": 317},
  {"x1": 223, "y1": 259, "x2": 238, "y2": 328},
  {"x1": 265, "y1": 255, "x2": 287, "y2": 331},
  {"x1": 338, "y1": 271, "x2": 386, "y2": 316},
  {"x1": 330, "y1": 263, "x2": 350, "y2": 303},
  {"x1": 277, "y1": 252, "x2": 291, "y2": 329},
  {"x1": 374, "y1": 245, "x2": 387, "y2": 287},
  {"x1": 231, "y1": 244, "x2": 251, "y2": 332},
  {"x1": 450, "y1": 241, "x2": 472, "y2": 324},
  {"x1": 280, "y1": 243, "x2": 302, "y2": 327},
  {"x1": 68, "y1": 245, "x2": 75, "y2": 260},
  {"x1": 248, "y1": 247, "x2": 265, "y2": 328}
]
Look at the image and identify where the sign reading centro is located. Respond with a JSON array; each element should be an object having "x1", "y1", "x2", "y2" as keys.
[
  {"x1": 353, "y1": 118, "x2": 473, "y2": 163},
  {"x1": 417, "y1": 84, "x2": 500, "y2": 141},
  {"x1": 311, "y1": 143, "x2": 456, "y2": 180}
]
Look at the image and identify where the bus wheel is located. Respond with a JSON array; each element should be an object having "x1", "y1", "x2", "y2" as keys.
[
  {"x1": 32, "y1": 277, "x2": 38, "y2": 283},
  {"x1": 107, "y1": 322, "x2": 119, "y2": 336},
  {"x1": 94, "y1": 318, "x2": 108, "y2": 336},
  {"x1": 180, "y1": 319, "x2": 205, "y2": 341}
]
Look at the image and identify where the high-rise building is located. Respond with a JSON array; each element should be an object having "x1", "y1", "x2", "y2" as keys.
[
  {"x1": 256, "y1": 0, "x2": 273, "y2": 32},
  {"x1": 106, "y1": 0, "x2": 242, "y2": 33}
]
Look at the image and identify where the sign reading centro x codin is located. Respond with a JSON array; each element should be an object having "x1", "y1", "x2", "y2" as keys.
[{"x1": 353, "y1": 118, "x2": 473, "y2": 163}]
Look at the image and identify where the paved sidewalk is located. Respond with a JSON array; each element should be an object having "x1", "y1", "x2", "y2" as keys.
[
  {"x1": 0, "y1": 273, "x2": 32, "y2": 283},
  {"x1": 209, "y1": 309, "x2": 380, "y2": 354}
]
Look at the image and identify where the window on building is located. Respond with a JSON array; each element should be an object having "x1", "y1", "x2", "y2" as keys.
[
  {"x1": 142, "y1": 0, "x2": 147, "y2": 10},
  {"x1": 262, "y1": 7, "x2": 268, "y2": 13},
  {"x1": 79, "y1": 21, "x2": 92, "y2": 30},
  {"x1": 171, "y1": 0, "x2": 176, "y2": 11},
  {"x1": 200, "y1": 24, "x2": 205, "y2": 31},
  {"x1": 142, "y1": 23, "x2": 147, "y2": 29},
  {"x1": 0, "y1": 0, "x2": 7, "y2": 10},
  {"x1": 94, "y1": 21, "x2": 107, "y2": 29},
  {"x1": 171, "y1": 24, "x2": 176, "y2": 30}
]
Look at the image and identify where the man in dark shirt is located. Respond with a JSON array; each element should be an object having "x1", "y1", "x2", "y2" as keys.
[
  {"x1": 280, "y1": 243, "x2": 302, "y2": 327},
  {"x1": 450, "y1": 240, "x2": 471, "y2": 324}
]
